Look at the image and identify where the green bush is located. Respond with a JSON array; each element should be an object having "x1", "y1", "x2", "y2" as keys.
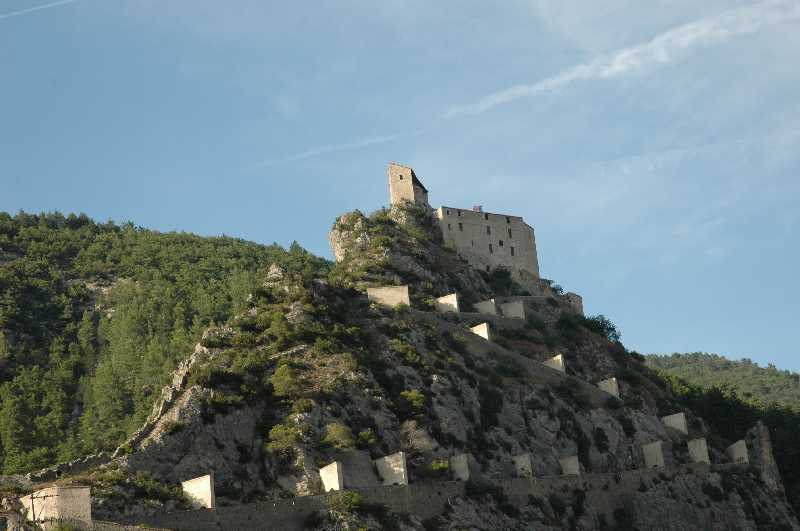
[
  {"x1": 322, "y1": 422, "x2": 355, "y2": 449},
  {"x1": 356, "y1": 428, "x2": 378, "y2": 449},
  {"x1": 326, "y1": 491, "x2": 363, "y2": 514},
  {"x1": 270, "y1": 363, "x2": 302, "y2": 397},
  {"x1": 266, "y1": 422, "x2": 302, "y2": 454}
]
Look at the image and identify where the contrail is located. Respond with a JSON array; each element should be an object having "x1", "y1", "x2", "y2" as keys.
[
  {"x1": 245, "y1": 134, "x2": 405, "y2": 170},
  {"x1": 446, "y1": 0, "x2": 800, "y2": 117},
  {"x1": 0, "y1": 0, "x2": 80, "y2": 21},
  {"x1": 246, "y1": 0, "x2": 800, "y2": 166}
]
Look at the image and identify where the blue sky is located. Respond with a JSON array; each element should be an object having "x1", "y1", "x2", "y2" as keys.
[{"x1": 2, "y1": 1, "x2": 799, "y2": 370}]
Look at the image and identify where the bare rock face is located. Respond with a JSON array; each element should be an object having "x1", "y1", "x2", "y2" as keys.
[
  {"x1": 747, "y1": 420, "x2": 784, "y2": 493},
  {"x1": 328, "y1": 212, "x2": 371, "y2": 263}
]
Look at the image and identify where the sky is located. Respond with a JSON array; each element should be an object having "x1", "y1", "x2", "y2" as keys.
[{"x1": 2, "y1": 0, "x2": 799, "y2": 371}]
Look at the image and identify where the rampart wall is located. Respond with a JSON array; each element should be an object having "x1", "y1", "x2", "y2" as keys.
[
  {"x1": 127, "y1": 482, "x2": 466, "y2": 531},
  {"x1": 435, "y1": 206, "x2": 540, "y2": 282}
]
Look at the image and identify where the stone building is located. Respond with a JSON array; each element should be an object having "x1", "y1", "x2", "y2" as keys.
[
  {"x1": 387, "y1": 163, "x2": 541, "y2": 291},
  {"x1": 388, "y1": 163, "x2": 429, "y2": 207}
]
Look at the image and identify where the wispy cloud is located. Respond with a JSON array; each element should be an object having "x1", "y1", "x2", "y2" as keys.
[
  {"x1": 245, "y1": 133, "x2": 406, "y2": 170},
  {"x1": 0, "y1": 0, "x2": 80, "y2": 21},
  {"x1": 447, "y1": 0, "x2": 800, "y2": 117},
  {"x1": 245, "y1": 0, "x2": 799, "y2": 167}
]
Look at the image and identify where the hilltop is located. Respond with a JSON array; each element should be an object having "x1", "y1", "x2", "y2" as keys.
[
  {"x1": 647, "y1": 353, "x2": 800, "y2": 410},
  {"x1": 1, "y1": 173, "x2": 799, "y2": 530}
]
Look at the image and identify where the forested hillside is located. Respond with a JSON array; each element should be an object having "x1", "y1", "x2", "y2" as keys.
[
  {"x1": 646, "y1": 353, "x2": 800, "y2": 410},
  {"x1": 0, "y1": 211, "x2": 328, "y2": 474},
  {"x1": 647, "y1": 352, "x2": 800, "y2": 511}
]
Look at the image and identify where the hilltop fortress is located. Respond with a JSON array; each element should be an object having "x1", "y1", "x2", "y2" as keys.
[{"x1": 387, "y1": 162, "x2": 580, "y2": 311}]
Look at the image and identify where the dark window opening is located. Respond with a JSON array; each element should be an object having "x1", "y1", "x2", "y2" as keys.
[
  {"x1": 458, "y1": 222, "x2": 463, "y2": 231},
  {"x1": 486, "y1": 266, "x2": 491, "y2": 272},
  {"x1": 484, "y1": 213, "x2": 489, "y2": 220},
  {"x1": 499, "y1": 240, "x2": 504, "y2": 247},
  {"x1": 399, "y1": 175, "x2": 403, "y2": 180},
  {"x1": 489, "y1": 244, "x2": 493, "y2": 254},
  {"x1": 448, "y1": 223, "x2": 452, "y2": 231},
  {"x1": 508, "y1": 228, "x2": 512, "y2": 238},
  {"x1": 486, "y1": 226, "x2": 491, "y2": 235},
  {"x1": 506, "y1": 216, "x2": 511, "y2": 223},
  {"x1": 510, "y1": 246, "x2": 515, "y2": 256},
  {"x1": 458, "y1": 210, "x2": 462, "y2": 217},
  {"x1": 446, "y1": 209, "x2": 450, "y2": 215}
]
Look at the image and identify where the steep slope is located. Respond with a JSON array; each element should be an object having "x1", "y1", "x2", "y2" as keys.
[
  {"x1": 0, "y1": 211, "x2": 326, "y2": 474},
  {"x1": 647, "y1": 353, "x2": 800, "y2": 409},
  {"x1": 7, "y1": 205, "x2": 800, "y2": 530},
  {"x1": 647, "y1": 352, "x2": 800, "y2": 514}
]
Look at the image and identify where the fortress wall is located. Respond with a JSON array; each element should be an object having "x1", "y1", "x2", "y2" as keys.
[
  {"x1": 320, "y1": 462, "x2": 344, "y2": 492},
  {"x1": 502, "y1": 464, "x2": 710, "y2": 519},
  {"x1": 434, "y1": 293, "x2": 460, "y2": 313},
  {"x1": 181, "y1": 474, "x2": 215, "y2": 509},
  {"x1": 435, "y1": 206, "x2": 540, "y2": 280},
  {"x1": 413, "y1": 312, "x2": 609, "y2": 408},
  {"x1": 454, "y1": 312, "x2": 526, "y2": 332},
  {"x1": 21, "y1": 486, "x2": 92, "y2": 523},
  {"x1": 500, "y1": 300, "x2": 526, "y2": 319},
  {"x1": 469, "y1": 323, "x2": 492, "y2": 341},
  {"x1": 597, "y1": 378, "x2": 619, "y2": 398},
  {"x1": 388, "y1": 164, "x2": 428, "y2": 206},
  {"x1": 559, "y1": 456, "x2": 580, "y2": 476},
  {"x1": 366, "y1": 286, "x2": 410, "y2": 308},
  {"x1": 132, "y1": 483, "x2": 465, "y2": 531},
  {"x1": 727, "y1": 440, "x2": 749, "y2": 464},
  {"x1": 473, "y1": 299, "x2": 498, "y2": 315},
  {"x1": 374, "y1": 452, "x2": 408, "y2": 486},
  {"x1": 661, "y1": 413, "x2": 688, "y2": 435},
  {"x1": 543, "y1": 354, "x2": 565, "y2": 373},
  {"x1": 643, "y1": 442, "x2": 665, "y2": 469},
  {"x1": 688, "y1": 438, "x2": 710, "y2": 464}
]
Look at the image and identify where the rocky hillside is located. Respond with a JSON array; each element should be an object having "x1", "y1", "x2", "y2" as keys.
[{"x1": 6, "y1": 205, "x2": 800, "y2": 530}]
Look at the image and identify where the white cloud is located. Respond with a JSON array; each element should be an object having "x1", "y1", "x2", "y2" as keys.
[
  {"x1": 244, "y1": 134, "x2": 404, "y2": 169},
  {"x1": 447, "y1": 0, "x2": 800, "y2": 117},
  {"x1": 0, "y1": 0, "x2": 79, "y2": 21}
]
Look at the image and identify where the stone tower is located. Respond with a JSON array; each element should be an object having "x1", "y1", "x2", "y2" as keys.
[{"x1": 388, "y1": 163, "x2": 429, "y2": 207}]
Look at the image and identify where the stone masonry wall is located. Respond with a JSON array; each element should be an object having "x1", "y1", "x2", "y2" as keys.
[{"x1": 434, "y1": 206, "x2": 540, "y2": 283}]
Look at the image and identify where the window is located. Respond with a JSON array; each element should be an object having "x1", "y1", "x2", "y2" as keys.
[
  {"x1": 458, "y1": 222, "x2": 463, "y2": 231},
  {"x1": 399, "y1": 175, "x2": 403, "y2": 180},
  {"x1": 446, "y1": 209, "x2": 450, "y2": 216},
  {"x1": 506, "y1": 216, "x2": 511, "y2": 224},
  {"x1": 489, "y1": 244, "x2": 493, "y2": 254},
  {"x1": 486, "y1": 266, "x2": 490, "y2": 272},
  {"x1": 498, "y1": 240, "x2": 504, "y2": 247},
  {"x1": 457, "y1": 210, "x2": 462, "y2": 217},
  {"x1": 486, "y1": 226, "x2": 491, "y2": 235},
  {"x1": 448, "y1": 223, "x2": 452, "y2": 231},
  {"x1": 508, "y1": 228, "x2": 512, "y2": 238},
  {"x1": 484, "y1": 213, "x2": 489, "y2": 221},
  {"x1": 510, "y1": 246, "x2": 515, "y2": 256}
]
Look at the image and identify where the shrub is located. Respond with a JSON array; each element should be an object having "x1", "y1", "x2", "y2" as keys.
[
  {"x1": 593, "y1": 427, "x2": 610, "y2": 452},
  {"x1": 398, "y1": 389, "x2": 426, "y2": 414},
  {"x1": 322, "y1": 422, "x2": 355, "y2": 450},
  {"x1": 356, "y1": 428, "x2": 378, "y2": 449},
  {"x1": 583, "y1": 315, "x2": 621, "y2": 343},
  {"x1": 327, "y1": 491, "x2": 363, "y2": 514},
  {"x1": 618, "y1": 415, "x2": 637, "y2": 438},
  {"x1": 418, "y1": 459, "x2": 450, "y2": 479},
  {"x1": 549, "y1": 493, "x2": 567, "y2": 517},
  {"x1": 266, "y1": 422, "x2": 302, "y2": 454},
  {"x1": 270, "y1": 363, "x2": 302, "y2": 397},
  {"x1": 162, "y1": 421, "x2": 186, "y2": 436}
]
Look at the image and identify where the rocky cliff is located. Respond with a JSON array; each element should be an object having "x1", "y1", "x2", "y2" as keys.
[{"x1": 11, "y1": 203, "x2": 800, "y2": 531}]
